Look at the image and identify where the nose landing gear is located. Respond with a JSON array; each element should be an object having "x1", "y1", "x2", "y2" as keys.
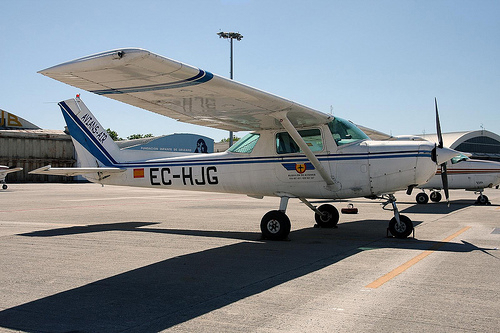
[{"x1": 383, "y1": 194, "x2": 414, "y2": 238}]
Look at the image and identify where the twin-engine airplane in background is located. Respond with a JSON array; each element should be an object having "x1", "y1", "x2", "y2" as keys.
[
  {"x1": 30, "y1": 48, "x2": 458, "y2": 240},
  {"x1": 0, "y1": 166, "x2": 23, "y2": 190},
  {"x1": 414, "y1": 154, "x2": 500, "y2": 205}
]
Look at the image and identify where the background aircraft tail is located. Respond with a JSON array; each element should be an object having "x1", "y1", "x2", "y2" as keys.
[{"x1": 59, "y1": 97, "x2": 121, "y2": 167}]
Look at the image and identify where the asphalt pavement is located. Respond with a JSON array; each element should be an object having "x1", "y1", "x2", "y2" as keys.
[{"x1": 0, "y1": 183, "x2": 498, "y2": 332}]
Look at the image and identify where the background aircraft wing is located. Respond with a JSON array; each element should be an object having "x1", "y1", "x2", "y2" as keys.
[
  {"x1": 39, "y1": 48, "x2": 332, "y2": 131},
  {"x1": 0, "y1": 167, "x2": 23, "y2": 177},
  {"x1": 29, "y1": 165, "x2": 125, "y2": 177}
]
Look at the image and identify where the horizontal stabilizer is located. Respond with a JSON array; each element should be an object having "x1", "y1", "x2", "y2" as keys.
[{"x1": 29, "y1": 165, "x2": 125, "y2": 177}]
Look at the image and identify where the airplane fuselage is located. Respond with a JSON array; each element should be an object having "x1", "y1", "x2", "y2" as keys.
[
  {"x1": 422, "y1": 159, "x2": 500, "y2": 191},
  {"x1": 87, "y1": 123, "x2": 438, "y2": 200}
]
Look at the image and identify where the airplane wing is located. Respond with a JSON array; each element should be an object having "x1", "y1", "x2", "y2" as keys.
[
  {"x1": 29, "y1": 165, "x2": 125, "y2": 177},
  {"x1": 0, "y1": 167, "x2": 23, "y2": 180},
  {"x1": 38, "y1": 48, "x2": 332, "y2": 131}
]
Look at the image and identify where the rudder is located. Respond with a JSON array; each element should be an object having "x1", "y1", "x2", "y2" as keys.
[{"x1": 59, "y1": 97, "x2": 121, "y2": 167}]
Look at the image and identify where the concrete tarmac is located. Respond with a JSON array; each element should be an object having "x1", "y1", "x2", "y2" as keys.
[{"x1": 0, "y1": 183, "x2": 498, "y2": 332}]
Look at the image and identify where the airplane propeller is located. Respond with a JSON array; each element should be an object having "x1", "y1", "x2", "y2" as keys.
[{"x1": 434, "y1": 98, "x2": 450, "y2": 203}]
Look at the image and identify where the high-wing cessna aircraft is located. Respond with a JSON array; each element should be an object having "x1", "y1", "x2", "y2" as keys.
[
  {"x1": 0, "y1": 166, "x2": 23, "y2": 190},
  {"x1": 30, "y1": 48, "x2": 458, "y2": 240},
  {"x1": 414, "y1": 154, "x2": 500, "y2": 205}
]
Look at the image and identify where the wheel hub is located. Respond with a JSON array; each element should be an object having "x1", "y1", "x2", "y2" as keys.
[
  {"x1": 395, "y1": 221, "x2": 407, "y2": 233},
  {"x1": 267, "y1": 219, "x2": 280, "y2": 234},
  {"x1": 320, "y1": 212, "x2": 331, "y2": 223}
]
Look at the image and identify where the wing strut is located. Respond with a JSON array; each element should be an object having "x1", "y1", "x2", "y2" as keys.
[{"x1": 277, "y1": 114, "x2": 341, "y2": 192}]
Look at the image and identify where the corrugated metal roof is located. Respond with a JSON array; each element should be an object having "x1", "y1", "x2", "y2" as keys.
[{"x1": 0, "y1": 129, "x2": 70, "y2": 139}]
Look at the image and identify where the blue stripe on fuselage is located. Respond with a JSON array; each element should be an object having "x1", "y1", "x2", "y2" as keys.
[{"x1": 110, "y1": 151, "x2": 432, "y2": 169}]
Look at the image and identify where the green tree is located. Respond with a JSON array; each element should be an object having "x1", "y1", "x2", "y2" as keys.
[
  {"x1": 106, "y1": 128, "x2": 123, "y2": 141},
  {"x1": 219, "y1": 135, "x2": 240, "y2": 143},
  {"x1": 127, "y1": 133, "x2": 154, "y2": 140}
]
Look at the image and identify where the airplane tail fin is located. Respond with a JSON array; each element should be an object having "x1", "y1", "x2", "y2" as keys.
[{"x1": 59, "y1": 97, "x2": 121, "y2": 167}]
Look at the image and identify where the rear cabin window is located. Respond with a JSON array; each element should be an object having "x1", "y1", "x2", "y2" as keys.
[
  {"x1": 276, "y1": 129, "x2": 323, "y2": 154},
  {"x1": 228, "y1": 133, "x2": 260, "y2": 153}
]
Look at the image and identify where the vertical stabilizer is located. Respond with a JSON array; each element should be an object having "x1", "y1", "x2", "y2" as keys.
[{"x1": 59, "y1": 97, "x2": 121, "y2": 167}]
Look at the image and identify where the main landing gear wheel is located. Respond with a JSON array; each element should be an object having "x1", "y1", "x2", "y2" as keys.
[
  {"x1": 388, "y1": 215, "x2": 413, "y2": 239},
  {"x1": 476, "y1": 195, "x2": 490, "y2": 205},
  {"x1": 260, "y1": 210, "x2": 291, "y2": 240},
  {"x1": 415, "y1": 192, "x2": 429, "y2": 204},
  {"x1": 314, "y1": 204, "x2": 339, "y2": 228},
  {"x1": 2, "y1": 184, "x2": 7, "y2": 190},
  {"x1": 430, "y1": 191, "x2": 442, "y2": 202}
]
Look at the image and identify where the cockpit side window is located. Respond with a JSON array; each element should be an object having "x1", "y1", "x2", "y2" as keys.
[
  {"x1": 328, "y1": 117, "x2": 369, "y2": 146},
  {"x1": 276, "y1": 129, "x2": 323, "y2": 154},
  {"x1": 228, "y1": 133, "x2": 260, "y2": 153}
]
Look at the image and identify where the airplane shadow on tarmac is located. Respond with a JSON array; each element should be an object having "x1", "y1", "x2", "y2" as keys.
[
  {"x1": 400, "y1": 199, "x2": 498, "y2": 214},
  {"x1": 0, "y1": 220, "x2": 494, "y2": 332}
]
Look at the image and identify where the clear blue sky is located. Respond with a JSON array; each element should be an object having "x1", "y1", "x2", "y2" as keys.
[{"x1": 1, "y1": 0, "x2": 499, "y2": 141}]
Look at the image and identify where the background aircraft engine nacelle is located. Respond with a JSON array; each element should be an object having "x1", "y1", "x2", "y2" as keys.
[{"x1": 366, "y1": 141, "x2": 436, "y2": 195}]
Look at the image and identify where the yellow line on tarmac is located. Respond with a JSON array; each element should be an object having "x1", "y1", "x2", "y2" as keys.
[{"x1": 365, "y1": 226, "x2": 471, "y2": 289}]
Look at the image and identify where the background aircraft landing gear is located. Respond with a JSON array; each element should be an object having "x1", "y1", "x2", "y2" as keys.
[
  {"x1": 430, "y1": 191, "x2": 442, "y2": 202},
  {"x1": 475, "y1": 191, "x2": 490, "y2": 205},
  {"x1": 416, "y1": 192, "x2": 429, "y2": 204},
  {"x1": 383, "y1": 194, "x2": 414, "y2": 238}
]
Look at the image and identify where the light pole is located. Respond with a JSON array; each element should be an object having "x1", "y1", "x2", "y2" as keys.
[{"x1": 217, "y1": 31, "x2": 243, "y2": 147}]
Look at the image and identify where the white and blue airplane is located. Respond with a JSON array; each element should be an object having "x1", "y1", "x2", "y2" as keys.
[{"x1": 30, "y1": 48, "x2": 458, "y2": 240}]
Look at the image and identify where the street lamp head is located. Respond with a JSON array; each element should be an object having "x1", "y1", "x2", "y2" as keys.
[{"x1": 217, "y1": 31, "x2": 243, "y2": 41}]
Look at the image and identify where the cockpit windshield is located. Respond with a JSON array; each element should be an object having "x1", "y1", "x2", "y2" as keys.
[
  {"x1": 450, "y1": 153, "x2": 469, "y2": 164},
  {"x1": 328, "y1": 117, "x2": 369, "y2": 146},
  {"x1": 227, "y1": 133, "x2": 260, "y2": 153}
]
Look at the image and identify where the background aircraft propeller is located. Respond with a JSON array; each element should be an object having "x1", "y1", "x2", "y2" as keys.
[{"x1": 434, "y1": 98, "x2": 450, "y2": 203}]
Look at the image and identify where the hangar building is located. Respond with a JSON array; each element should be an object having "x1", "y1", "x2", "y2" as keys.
[
  {"x1": 1, "y1": 108, "x2": 215, "y2": 184},
  {"x1": 419, "y1": 130, "x2": 500, "y2": 162},
  {"x1": 0, "y1": 110, "x2": 74, "y2": 183},
  {"x1": 360, "y1": 126, "x2": 500, "y2": 162},
  {"x1": 117, "y1": 134, "x2": 214, "y2": 154}
]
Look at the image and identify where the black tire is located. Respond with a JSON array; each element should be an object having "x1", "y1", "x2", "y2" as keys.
[
  {"x1": 260, "y1": 210, "x2": 291, "y2": 240},
  {"x1": 416, "y1": 192, "x2": 429, "y2": 204},
  {"x1": 388, "y1": 215, "x2": 413, "y2": 239},
  {"x1": 430, "y1": 191, "x2": 442, "y2": 202},
  {"x1": 314, "y1": 204, "x2": 340, "y2": 228},
  {"x1": 476, "y1": 195, "x2": 489, "y2": 205},
  {"x1": 2, "y1": 184, "x2": 7, "y2": 190}
]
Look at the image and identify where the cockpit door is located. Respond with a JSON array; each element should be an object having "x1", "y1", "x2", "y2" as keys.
[{"x1": 274, "y1": 128, "x2": 328, "y2": 188}]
